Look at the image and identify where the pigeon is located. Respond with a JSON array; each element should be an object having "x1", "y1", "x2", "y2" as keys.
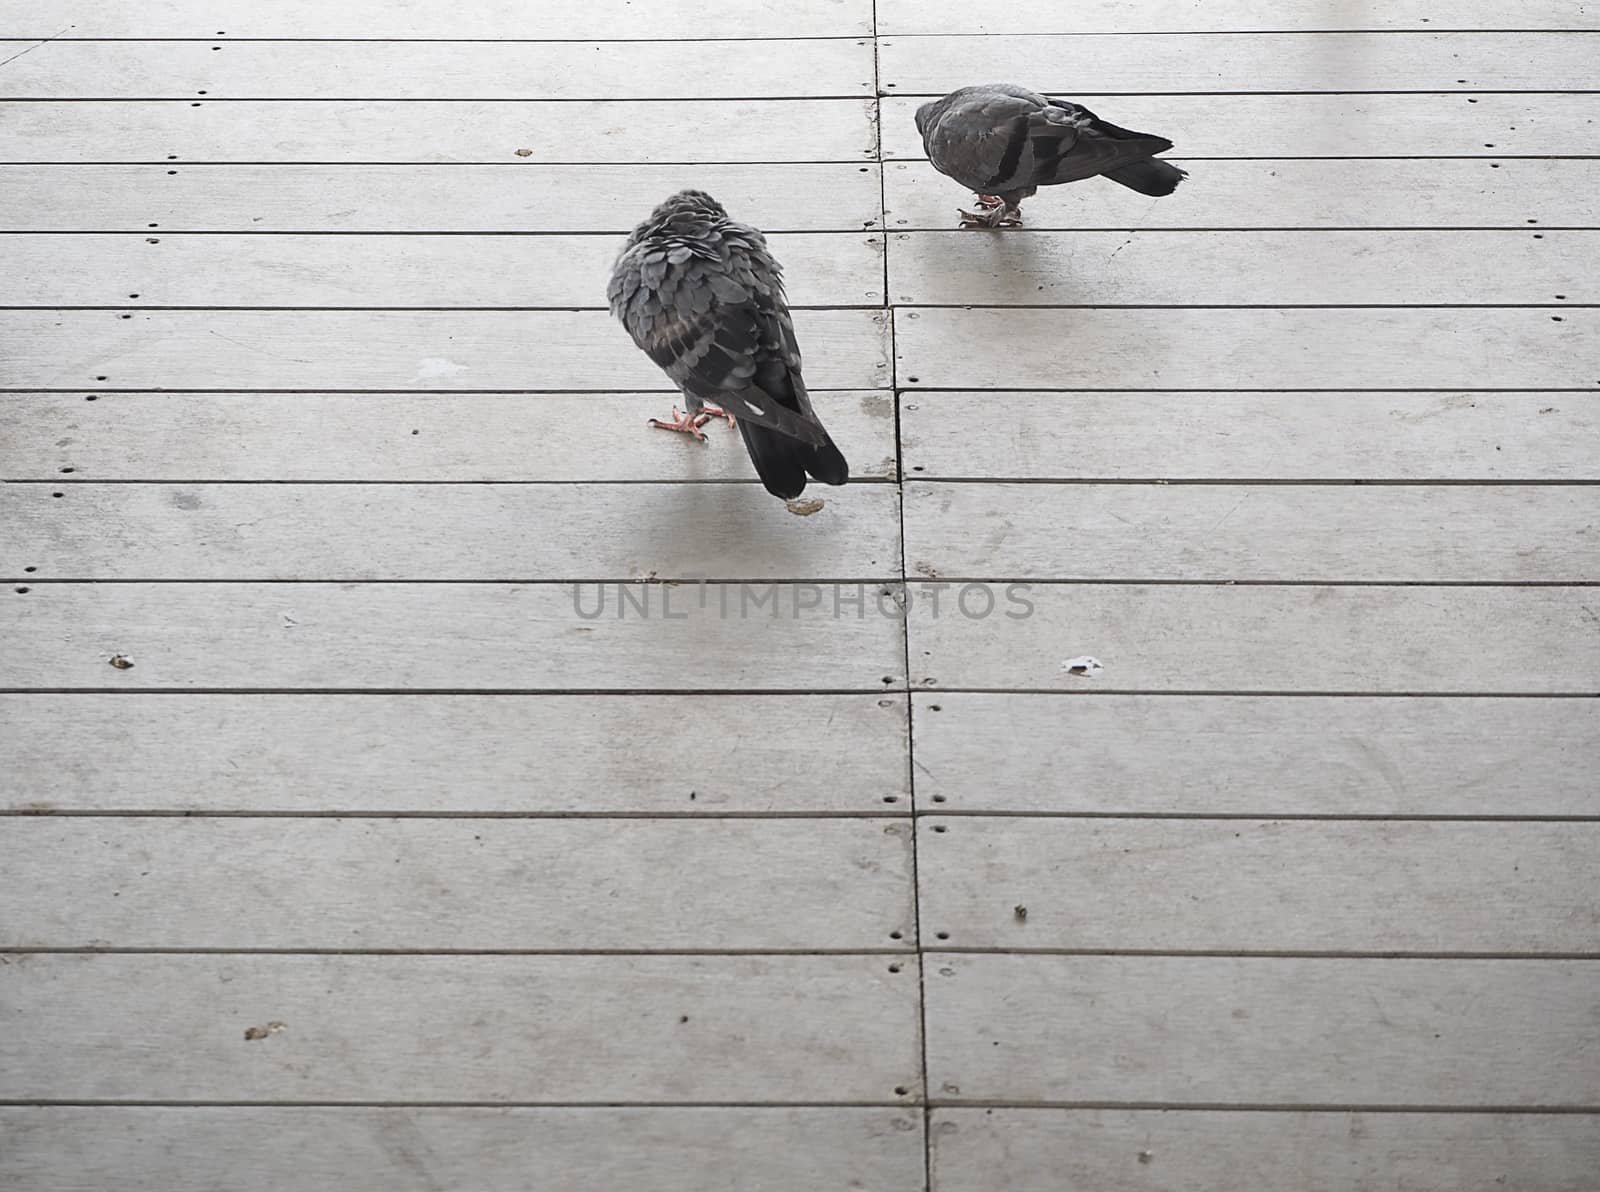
[
  {"x1": 915, "y1": 83, "x2": 1188, "y2": 228},
  {"x1": 608, "y1": 189, "x2": 849, "y2": 500}
]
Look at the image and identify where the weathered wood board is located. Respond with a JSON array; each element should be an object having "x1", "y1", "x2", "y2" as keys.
[
  {"x1": 0, "y1": 39, "x2": 874, "y2": 100},
  {"x1": 0, "y1": 1107, "x2": 925, "y2": 1192},
  {"x1": 0, "y1": 583, "x2": 909, "y2": 690},
  {"x1": 894, "y1": 308, "x2": 1598, "y2": 390},
  {"x1": 0, "y1": 99, "x2": 879, "y2": 163},
  {"x1": 915, "y1": 817, "x2": 1600, "y2": 952},
  {"x1": 0, "y1": 309, "x2": 890, "y2": 390},
  {"x1": 1, "y1": 232, "x2": 885, "y2": 308},
  {"x1": 0, "y1": 693, "x2": 910, "y2": 814},
  {"x1": 5, "y1": 482, "x2": 901, "y2": 580},
  {"x1": 901, "y1": 484, "x2": 1600, "y2": 582},
  {"x1": 878, "y1": 33, "x2": 1598, "y2": 93},
  {"x1": 898, "y1": 392, "x2": 1600, "y2": 481},
  {"x1": 928, "y1": 1109, "x2": 1600, "y2": 1192},
  {"x1": 924, "y1": 954, "x2": 1600, "y2": 1104},
  {"x1": 909, "y1": 694, "x2": 1600, "y2": 816},
  {"x1": 0, "y1": 391, "x2": 900, "y2": 482},
  {"x1": 0, "y1": 164, "x2": 886, "y2": 232},
  {"x1": 1, "y1": 817, "x2": 915, "y2": 950},
  {"x1": 910, "y1": 586, "x2": 1600, "y2": 693},
  {"x1": 0, "y1": 953, "x2": 924, "y2": 1102},
  {"x1": 887, "y1": 231, "x2": 1590, "y2": 306}
]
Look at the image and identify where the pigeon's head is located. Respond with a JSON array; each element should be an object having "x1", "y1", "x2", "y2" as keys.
[
  {"x1": 913, "y1": 97, "x2": 945, "y2": 139},
  {"x1": 649, "y1": 189, "x2": 729, "y2": 223}
]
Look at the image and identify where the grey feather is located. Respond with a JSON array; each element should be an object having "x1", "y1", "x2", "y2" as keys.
[
  {"x1": 915, "y1": 83, "x2": 1188, "y2": 214},
  {"x1": 608, "y1": 190, "x2": 849, "y2": 499}
]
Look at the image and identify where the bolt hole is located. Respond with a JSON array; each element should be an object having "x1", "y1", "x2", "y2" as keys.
[
  {"x1": 928, "y1": 704, "x2": 942, "y2": 712},
  {"x1": 119, "y1": 314, "x2": 132, "y2": 319},
  {"x1": 85, "y1": 395, "x2": 98, "y2": 401},
  {"x1": 95, "y1": 376, "x2": 107, "y2": 381},
  {"x1": 888, "y1": 963, "x2": 902, "y2": 973},
  {"x1": 932, "y1": 794, "x2": 947, "y2": 803},
  {"x1": 889, "y1": 931, "x2": 902, "y2": 940},
  {"x1": 1534, "y1": 234, "x2": 1544, "y2": 239},
  {"x1": 1490, "y1": 163, "x2": 1501, "y2": 169},
  {"x1": 148, "y1": 223, "x2": 159, "y2": 228},
  {"x1": 191, "y1": 102, "x2": 202, "y2": 107},
  {"x1": 858, "y1": 166, "x2": 868, "y2": 172},
  {"x1": 932, "y1": 825, "x2": 948, "y2": 834},
  {"x1": 911, "y1": 465, "x2": 925, "y2": 472},
  {"x1": 128, "y1": 293, "x2": 139, "y2": 298},
  {"x1": 1527, "y1": 218, "x2": 1539, "y2": 224},
  {"x1": 894, "y1": 1086, "x2": 909, "y2": 1096},
  {"x1": 167, "y1": 169, "x2": 177, "y2": 175},
  {"x1": 167, "y1": 154, "x2": 178, "y2": 159},
  {"x1": 23, "y1": 566, "x2": 37, "y2": 573},
  {"x1": 883, "y1": 795, "x2": 899, "y2": 803},
  {"x1": 1555, "y1": 295, "x2": 1567, "y2": 300},
  {"x1": 51, "y1": 492, "x2": 64, "y2": 498},
  {"x1": 907, "y1": 375, "x2": 919, "y2": 383},
  {"x1": 60, "y1": 467, "x2": 75, "y2": 474},
  {"x1": 196, "y1": 90, "x2": 207, "y2": 96},
  {"x1": 14, "y1": 587, "x2": 29, "y2": 595},
  {"x1": 1552, "y1": 316, "x2": 1565, "y2": 322},
  {"x1": 935, "y1": 931, "x2": 950, "y2": 940}
]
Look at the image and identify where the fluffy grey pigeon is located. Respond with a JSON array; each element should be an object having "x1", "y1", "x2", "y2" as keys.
[
  {"x1": 608, "y1": 189, "x2": 848, "y2": 500},
  {"x1": 915, "y1": 83, "x2": 1188, "y2": 227}
]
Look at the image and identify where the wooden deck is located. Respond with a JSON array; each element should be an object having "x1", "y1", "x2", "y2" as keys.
[{"x1": 2, "y1": 2, "x2": 1598, "y2": 1188}]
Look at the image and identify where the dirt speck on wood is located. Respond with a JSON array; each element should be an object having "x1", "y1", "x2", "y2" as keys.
[
  {"x1": 243, "y1": 1021, "x2": 287, "y2": 1041},
  {"x1": 785, "y1": 498, "x2": 825, "y2": 516},
  {"x1": 108, "y1": 655, "x2": 134, "y2": 670}
]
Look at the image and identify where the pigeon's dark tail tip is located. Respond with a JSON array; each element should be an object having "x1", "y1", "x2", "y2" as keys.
[
  {"x1": 739, "y1": 420, "x2": 849, "y2": 500},
  {"x1": 1105, "y1": 158, "x2": 1189, "y2": 197}
]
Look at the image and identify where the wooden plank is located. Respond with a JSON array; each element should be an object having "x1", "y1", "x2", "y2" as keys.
[
  {"x1": 0, "y1": 582, "x2": 908, "y2": 690},
  {"x1": 0, "y1": 1107, "x2": 925, "y2": 1192},
  {"x1": 880, "y1": 0, "x2": 1600, "y2": 34},
  {"x1": 5, "y1": 483, "x2": 901, "y2": 581},
  {"x1": 894, "y1": 308, "x2": 1600, "y2": 390},
  {"x1": 909, "y1": 694, "x2": 1600, "y2": 816},
  {"x1": 924, "y1": 954, "x2": 1600, "y2": 1105},
  {"x1": 878, "y1": 33, "x2": 1597, "y2": 94},
  {"x1": 902, "y1": 484, "x2": 1600, "y2": 583},
  {"x1": 900, "y1": 392, "x2": 1600, "y2": 481},
  {"x1": 0, "y1": 39, "x2": 874, "y2": 100},
  {"x1": 0, "y1": 164, "x2": 886, "y2": 232},
  {"x1": 0, "y1": 693, "x2": 910, "y2": 814},
  {"x1": 888, "y1": 231, "x2": 1591, "y2": 306},
  {"x1": 0, "y1": 100, "x2": 878, "y2": 164},
  {"x1": 928, "y1": 1109, "x2": 1600, "y2": 1192},
  {"x1": 886, "y1": 159, "x2": 1600, "y2": 231},
  {"x1": 880, "y1": 94, "x2": 1600, "y2": 159},
  {"x1": 3, "y1": 0, "x2": 875, "y2": 38},
  {"x1": 0, "y1": 954, "x2": 923, "y2": 1102},
  {"x1": 917, "y1": 818, "x2": 1600, "y2": 953},
  {"x1": 1, "y1": 818, "x2": 915, "y2": 950},
  {"x1": 0, "y1": 392, "x2": 900, "y2": 482},
  {"x1": 0, "y1": 310, "x2": 890, "y2": 390},
  {"x1": 0, "y1": 232, "x2": 885, "y2": 308},
  {"x1": 911, "y1": 586, "x2": 1600, "y2": 693}
]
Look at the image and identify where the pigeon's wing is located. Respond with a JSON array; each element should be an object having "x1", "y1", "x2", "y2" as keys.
[{"x1": 612, "y1": 242, "x2": 830, "y2": 448}]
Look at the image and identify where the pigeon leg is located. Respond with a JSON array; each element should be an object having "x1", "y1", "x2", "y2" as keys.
[
  {"x1": 647, "y1": 406, "x2": 713, "y2": 442},
  {"x1": 699, "y1": 403, "x2": 738, "y2": 428},
  {"x1": 958, "y1": 193, "x2": 1023, "y2": 229}
]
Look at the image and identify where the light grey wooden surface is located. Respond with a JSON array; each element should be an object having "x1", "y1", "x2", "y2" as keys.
[
  {"x1": 0, "y1": 164, "x2": 887, "y2": 232},
  {"x1": 878, "y1": 33, "x2": 1598, "y2": 93},
  {"x1": 913, "y1": 586, "x2": 1600, "y2": 693},
  {"x1": 917, "y1": 818, "x2": 1600, "y2": 953},
  {"x1": 6, "y1": 482, "x2": 902, "y2": 580},
  {"x1": 5, "y1": 0, "x2": 876, "y2": 38},
  {"x1": 895, "y1": 308, "x2": 1596, "y2": 390},
  {"x1": 928, "y1": 1109, "x2": 1600, "y2": 1192},
  {"x1": 889, "y1": 230, "x2": 1591, "y2": 306},
  {"x1": 0, "y1": 39, "x2": 876, "y2": 100},
  {"x1": 0, "y1": 309, "x2": 890, "y2": 390},
  {"x1": 924, "y1": 955, "x2": 1600, "y2": 1105},
  {"x1": 2, "y1": 232, "x2": 886, "y2": 308},
  {"x1": 0, "y1": 693, "x2": 910, "y2": 814},
  {"x1": 0, "y1": 953, "x2": 924, "y2": 1102},
  {"x1": 0, "y1": 1107, "x2": 924, "y2": 1192},
  {"x1": 878, "y1": 0, "x2": 1600, "y2": 34},
  {"x1": 2, "y1": 817, "x2": 915, "y2": 950},
  {"x1": 0, "y1": 392, "x2": 899, "y2": 482},
  {"x1": 0, "y1": 99, "x2": 879, "y2": 163},
  {"x1": 881, "y1": 94, "x2": 1600, "y2": 158},
  {"x1": 900, "y1": 392, "x2": 1600, "y2": 480},
  {"x1": 903, "y1": 484, "x2": 1599, "y2": 582},
  {"x1": 0, "y1": 1107, "x2": 925, "y2": 1192},
  {"x1": 909, "y1": 694, "x2": 1600, "y2": 816},
  {"x1": 884, "y1": 159, "x2": 1600, "y2": 230},
  {"x1": 0, "y1": 582, "x2": 908, "y2": 689}
]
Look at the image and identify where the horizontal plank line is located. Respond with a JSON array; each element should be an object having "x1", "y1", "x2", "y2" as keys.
[
  {"x1": 882, "y1": 90, "x2": 1600, "y2": 98},
  {"x1": 0, "y1": 304, "x2": 889, "y2": 312},
  {"x1": 7, "y1": 579, "x2": 1597, "y2": 588},
  {"x1": 0, "y1": 478, "x2": 901, "y2": 487},
  {"x1": 909, "y1": 811, "x2": 1600, "y2": 823},
  {"x1": 895, "y1": 387, "x2": 1600, "y2": 394},
  {"x1": 923, "y1": 948, "x2": 1600, "y2": 961},
  {"x1": 0, "y1": 689, "x2": 1591, "y2": 698},
  {"x1": 0, "y1": 96, "x2": 881, "y2": 104},
  {"x1": 896, "y1": 478, "x2": 1600, "y2": 486},
  {"x1": 0, "y1": 1099, "x2": 922, "y2": 1109},
  {"x1": 22, "y1": 31, "x2": 1600, "y2": 40},
  {"x1": 0, "y1": 947, "x2": 916, "y2": 956},
  {"x1": 1, "y1": 226, "x2": 1594, "y2": 234},
  {"x1": 919, "y1": 1101, "x2": 1600, "y2": 1114},
  {"x1": 894, "y1": 304, "x2": 1596, "y2": 311},
  {"x1": 0, "y1": 810, "x2": 914, "y2": 820}
]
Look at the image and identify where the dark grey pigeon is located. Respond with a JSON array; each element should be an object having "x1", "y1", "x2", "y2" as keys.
[
  {"x1": 608, "y1": 189, "x2": 848, "y2": 500},
  {"x1": 916, "y1": 83, "x2": 1188, "y2": 228}
]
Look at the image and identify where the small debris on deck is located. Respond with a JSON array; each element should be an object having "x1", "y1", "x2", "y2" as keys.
[{"x1": 785, "y1": 498, "x2": 825, "y2": 516}]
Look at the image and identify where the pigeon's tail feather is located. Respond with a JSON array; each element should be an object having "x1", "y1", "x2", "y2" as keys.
[
  {"x1": 738, "y1": 420, "x2": 848, "y2": 499},
  {"x1": 1103, "y1": 158, "x2": 1188, "y2": 197}
]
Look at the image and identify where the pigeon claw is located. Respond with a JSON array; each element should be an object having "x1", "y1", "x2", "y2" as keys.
[
  {"x1": 959, "y1": 194, "x2": 1022, "y2": 228},
  {"x1": 699, "y1": 403, "x2": 738, "y2": 429},
  {"x1": 648, "y1": 406, "x2": 713, "y2": 442}
]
